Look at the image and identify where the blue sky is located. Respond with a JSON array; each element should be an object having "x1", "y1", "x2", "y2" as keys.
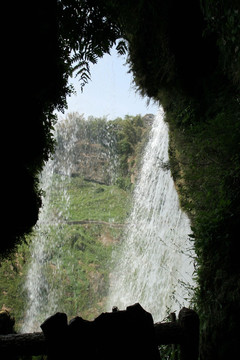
[{"x1": 58, "y1": 47, "x2": 159, "y2": 120}]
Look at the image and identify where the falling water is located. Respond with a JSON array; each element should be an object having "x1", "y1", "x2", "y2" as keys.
[
  {"x1": 107, "y1": 109, "x2": 195, "y2": 322},
  {"x1": 21, "y1": 118, "x2": 78, "y2": 333},
  {"x1": 21, "y1": 110, "x2": 194, "y2": 331},
  {"x1": 21, "y1": 114, "x2": 119, "y2": 333}
]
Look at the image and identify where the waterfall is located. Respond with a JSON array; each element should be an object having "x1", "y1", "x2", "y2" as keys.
[
  {"x1": 107, "y1": 109, "x2": 195, "y2": 322},
  {"x1": 21, "y1": 118, "x2": 78, "y2": 333},
  {"x1": 20, "y1": 114, "x2": 118, "y2": 333},
  {"x1": 21, "y1": 110, "x2": 194, "y2": 332}
]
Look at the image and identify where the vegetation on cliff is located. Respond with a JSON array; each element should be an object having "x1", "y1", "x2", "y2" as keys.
[
  {"x1": 0, "y1": 114, "x2": 151, "y2": 331},
  {"x1": 111, "y1": 2, "x2": 240, "y2": 359},
  {"x1": 167, "y1": 85, "x2": 240, "y2": 359}
]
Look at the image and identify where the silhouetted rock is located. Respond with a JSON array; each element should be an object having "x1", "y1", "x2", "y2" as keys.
[
  {"x1": 0, "y1": 310, "x2": 15, "y2": 335},
  {"x1": 40, "y1": 303, "x2": 160, "y2": 360},
  {"x1": 41, "y1": 312, "x2": 68, "y2": 360}
]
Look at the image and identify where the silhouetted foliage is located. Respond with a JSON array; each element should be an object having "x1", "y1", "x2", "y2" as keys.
[
  {"x1": 57, "y1": 0, "x2": 126, "y2": 90},
  {"x1": 3, "y1": 0, "x2": 124, "y2": 258}
]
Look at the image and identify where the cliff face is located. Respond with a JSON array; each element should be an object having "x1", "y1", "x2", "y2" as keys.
[
  {"x1": 166, "y1": 85, "x2": 240, "y2": 360},
  {"x1": 73, "y1": 114, "x2": 154, "y2": 186},
  {"x1": 72, "y1": 140, "x2": 113, "y2": 184},
  {"x1": 120, "y1": 2, "x2": 240, "y2": 359},
  {"x1": 53, "y1": 113, "x2": 153, "y2": 186}
]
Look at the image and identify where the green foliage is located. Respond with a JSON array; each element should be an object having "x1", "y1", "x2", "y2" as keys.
[
  {"x1": 113, "y1": 114, "x2": 149, "y2": 177},
  {"x1": 0, "y1": 179, "x2": 129, "y2": 331},
  {"x1": 67, "y1": 177, "x2": 129, "y2": 223},
  {"x1": 0, "y1": 242, "x2": 31, "y2": 327},
  {"x1": 201, "y1": 0, "x2": 240, "y2": 86},
  {"x1": 45, "y1": 222, "x2": 115, "y2": 320},
  {"x1": 159, "y1": 344, "x2": 180, "y2": 360},
  {"x1": 1, "y1": 113, "x2": 151, "y2": 331},
  {"x1": 166, "y1": 82, "x2": 240, "y2": 359},
  {"x1": 115, "y1": 176, "x2": 132, "y2": 191}
]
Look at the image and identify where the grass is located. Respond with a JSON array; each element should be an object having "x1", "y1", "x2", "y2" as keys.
[
  {"x1": 67, "y1": 176, "x2": 130, "y2": 223},
  {"x1": 0, "y1": 176, "x2": 130, "y2": 330},
  {"x1": 0, "y1": 114, "x2": 146, "y2": 332},
  {"x1": 39, "y1": 176, "x2": 130, "y2": 321}
]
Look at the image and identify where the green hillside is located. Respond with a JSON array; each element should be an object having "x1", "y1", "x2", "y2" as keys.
[
  {"x1": 0, "y1": 113, "x2": 151, "y2": 331},
  {"x1": 67, "y1": 177, "x2": 128, "y2": 223}
]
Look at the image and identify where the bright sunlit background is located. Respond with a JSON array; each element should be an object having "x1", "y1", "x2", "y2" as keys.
[{"x1": 57, "y1": 47, "x2": 159, "y2": 120}]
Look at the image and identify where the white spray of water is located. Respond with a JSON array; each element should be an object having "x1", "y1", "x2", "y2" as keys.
[
  {"x1": 21, "y1": 114, "x2": 119, "y2": 333},
  {"x1": 107, "y1": 109, "x2": 195, "y2": 322},
  {"x1": 21, "y1": 118, "x2": 78, "y2": 333}
]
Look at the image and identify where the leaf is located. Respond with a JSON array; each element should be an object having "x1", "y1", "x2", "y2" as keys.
[{"x1": 116, "y1": 40, "x2": 128, "y2": 55}]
